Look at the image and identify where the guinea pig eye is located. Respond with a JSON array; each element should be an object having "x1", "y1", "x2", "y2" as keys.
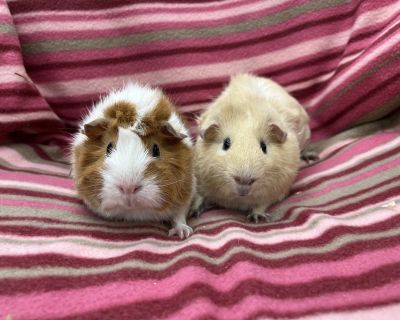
[
  {"x1": 106, "y1": 143, "x2": 113, "y2": 156},
  {"x1": 260, "y1": 141, "x2": 267, "y2": 154},
  {"x1": 152, "y1": 144, "x2": 160, "y2": 158},
  {"x1": 222, "y1": 137, "x2": 231, "y2": 151}
]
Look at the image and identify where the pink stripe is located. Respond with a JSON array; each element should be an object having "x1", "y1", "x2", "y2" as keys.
[
  {"x1": 0, "y1": 105, "x2": 49, "y2": 113},
  {"x1": 0, "y1": 33, "x2": 18, "y2": 45},
  {"x1": 0, "y1": 171, "x2": 73, "y2": 188},
  {"x1": 1, "y1": 246, "x2": 399, "y2": 319},
  {"x1": 0, "y1": 81, "x2": 34, "y2": 91},
  {"x1": 0, "y1": 13, "x2": 12, "y2": 20},
  {"x1": 0, "y1": 50, "x2": 22, "y2": 64},
  {"x1": 0, "y1": 180, "x2": 76, "y2": 196},
  {"x1": 0, "y1": 147, "x2": 70, "y2": 175}
]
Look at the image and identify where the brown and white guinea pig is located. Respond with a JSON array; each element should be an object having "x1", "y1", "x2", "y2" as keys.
[
  {"x1": 192, "y1": 73, "x2": 311, "y2": 222},
  {"x1": 71, "y1": 82, "x2": 195, "y2": 238}
]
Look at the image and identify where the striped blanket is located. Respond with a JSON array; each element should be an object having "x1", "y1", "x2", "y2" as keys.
[{"x1": 1, "y1": 0, "x2": 400, "y2": 319}]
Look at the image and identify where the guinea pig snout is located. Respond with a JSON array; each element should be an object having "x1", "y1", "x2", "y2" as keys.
[
  {"x1": 233, "y1": 175, "x2": 257, "y2": 197},
  {"x1": 233, "y1": 175, "x2": 257, "y2": 186},
  {"x1": 117, "y1": 183, "x2": 142, "y2": 195}
]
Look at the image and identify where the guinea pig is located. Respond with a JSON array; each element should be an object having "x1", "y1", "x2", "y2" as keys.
[
  {"x1": 71, "y1": 82, "x2": 195, "y2": 238},
  {"x1": 192, "y1": 73, "x2": 311, "y2": 222}
]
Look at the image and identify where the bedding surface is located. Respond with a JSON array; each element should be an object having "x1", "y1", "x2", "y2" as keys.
[{"x1": 0, "y1": 0, "x2": 400, "y2": 319}]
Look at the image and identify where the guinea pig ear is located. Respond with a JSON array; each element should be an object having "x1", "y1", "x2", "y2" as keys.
[
  {"x1": 83, "y1": 118, "x2": 109, "y2": 140},
  {"x1": 160, "y1": 121, "x2": 187, "y2": 141},
  {"x1": 199, "y1": 123, "x2": 219, "y2": 142},
  {"x1": 269, "y1": 123, "x2": 287, "y2": 144}
]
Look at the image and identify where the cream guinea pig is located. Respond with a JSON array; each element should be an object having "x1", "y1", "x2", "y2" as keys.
[
  {"x1": 71, "y1": 83, "x2": 195, "y2": 238},
  {"x1": 192, "y1": 73, "x2": 311, "y2": 222}
]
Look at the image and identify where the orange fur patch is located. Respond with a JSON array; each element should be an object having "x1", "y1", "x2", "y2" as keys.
[
  {"x1": 74, "y1": 125, "x2": 118, "y2": 210},
  {"x1": 141, "y1": 96, "x2": 172, "y2": 135},
  {"x1": 142, "y1": 133, "x2": 193, "y2": 212},
  {"x1": 104, "y1": 101, "x2": 137, "y2": 127}
]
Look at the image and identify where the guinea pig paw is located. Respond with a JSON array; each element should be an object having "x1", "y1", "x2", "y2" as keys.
[
  {"x1": 246, "y1": 212, "x2": 272, "y2": 224},
  {"x1": 168, "y1": 223, "x2": 193, "y2": 239}
]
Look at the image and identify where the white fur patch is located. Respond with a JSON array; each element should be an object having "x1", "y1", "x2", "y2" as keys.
[
  {"x1": 168, "y1": 112, "x2": 193, "y2": 147},
  {"x1": 104, "y1": 128, "x2": 150, "y2": 184}
]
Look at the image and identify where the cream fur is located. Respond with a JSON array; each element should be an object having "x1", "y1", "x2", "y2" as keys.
[{"x1": 194, "y1": 73, "x2": 309, "y2": 215}]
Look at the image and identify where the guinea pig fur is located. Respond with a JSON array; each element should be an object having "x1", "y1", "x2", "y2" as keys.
[
  {"x1": 192, "y1": 73, "x2": 311, "y2": 222},
  {"x1": 71, "y1": 82, "x2": 195, "y2": 238}
]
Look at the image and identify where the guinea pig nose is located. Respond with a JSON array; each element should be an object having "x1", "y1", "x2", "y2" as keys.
[
  {"x1": 118, "y1": 184, "x2": 142, "y2": 194},
  {"x1": 234, "y1": 176, "x2": 257, "y2": 186}
]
